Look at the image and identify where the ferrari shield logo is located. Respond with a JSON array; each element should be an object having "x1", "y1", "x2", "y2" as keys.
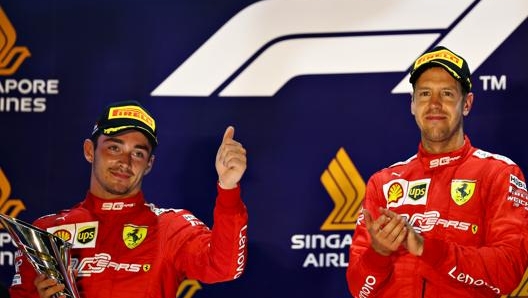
[
  {"x1": 451, "y1": 180, "x2": 476, "y2": 206},
  {"x1": 123, "y1": 224, "x2": 148, "y2": 249}
]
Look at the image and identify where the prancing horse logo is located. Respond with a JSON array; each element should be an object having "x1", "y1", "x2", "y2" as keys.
[
  {"x1": 450, "y1": 180, "x2": 476, "y2": 206},
  {"x1": 122, "y1": 224, "x2": 148, "y2": 249}
]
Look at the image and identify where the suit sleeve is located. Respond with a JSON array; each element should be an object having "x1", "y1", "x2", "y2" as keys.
[
  {"x1": 420, "y1": 165, "x2": 528, "y2": 295},
  {"x1": 346, "y1": 174, "x2": 395, "y2": 297},
  {"x1": 171, "y1": 184, "x2": 248, "y2": 283}
]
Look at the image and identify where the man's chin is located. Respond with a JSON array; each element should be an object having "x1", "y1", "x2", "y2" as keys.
[
  {"x1": 422, "y1": 129, "x2": 450, "y2": 142},
  {"x1": 105, "y1": 185, "x2": 133, "y2": 197}
]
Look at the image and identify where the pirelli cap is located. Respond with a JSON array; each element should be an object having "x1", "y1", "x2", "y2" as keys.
[
  {"x1": 91, "y1": 100, "x2": 158, "y2": 147},
  {"x1": 409, "y1": 46, "x2": 472, "y2": 92}
]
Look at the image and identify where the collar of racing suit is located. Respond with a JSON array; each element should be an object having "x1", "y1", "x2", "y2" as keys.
[
  {"x1": 81, "y1": 191, "x2": 147, "y2": 215},
  {"x1": 418, "y1": 135, "x2": 473, "y2": 171}
]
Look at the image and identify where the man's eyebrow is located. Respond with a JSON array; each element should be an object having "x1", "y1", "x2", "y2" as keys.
[
  {"x1": 102, "y1": 137, "x2": 124, "y2": 144},
  {"x1": 135, "y1": 144, "x2": 151, "y2": 153},
  {"x1": 102, "y1": 137, "x2": 151, "y2": 152}
]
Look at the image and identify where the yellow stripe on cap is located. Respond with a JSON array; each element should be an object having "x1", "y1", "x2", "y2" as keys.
[
  {"x1": 413, "y1": 48, "x2": 464, "y2": 70},
  {"x1": 104, "y1": 125, "x2": 143, "y2": 135},
  {"x1": 108, "y1": 105, "x2": 156, "y2": 131}
]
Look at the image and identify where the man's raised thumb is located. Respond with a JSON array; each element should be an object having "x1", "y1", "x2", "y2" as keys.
[{"x1": 223, "y1": 126, "x2": 235, "y2": 141}]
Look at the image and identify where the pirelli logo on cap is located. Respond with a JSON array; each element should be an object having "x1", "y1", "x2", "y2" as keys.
[
  {"x1": 108, "y1": 105, "x2": 156, "y2": 131},
  {"x1": 414, "y1": 49, "x2": 464, "y2": 70}
]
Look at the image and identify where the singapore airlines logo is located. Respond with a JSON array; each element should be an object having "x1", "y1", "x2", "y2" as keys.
[
  {"x1": 320, "y1": 148, "x2": 365, "y2": 231},
  {"x1": 0, "y1": 167, "x2": 26, "y2": 218},
  {"x1": 152, "y1": 0, "x2": 528, "y2": 97},
  {"x1": 0, "y1": 6, "x2": 30, "y2": 76}
]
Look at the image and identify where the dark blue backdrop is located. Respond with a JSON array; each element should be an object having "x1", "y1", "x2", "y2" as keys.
[{"x1": 1, "y1": 0, "x2": 527, "y2": 297}]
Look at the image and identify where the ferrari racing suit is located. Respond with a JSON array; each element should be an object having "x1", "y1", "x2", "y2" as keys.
[
  {"x1": 347, "y1": 136, "x2": 528, "y2": 298},
  {"x1": 9, "y1": 184, "x2": 248, "y2": 298}
]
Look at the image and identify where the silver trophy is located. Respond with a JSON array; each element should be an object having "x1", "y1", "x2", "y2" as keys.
[{"x1": 0, "y1": 213, "x2": 80, "y2": 298}]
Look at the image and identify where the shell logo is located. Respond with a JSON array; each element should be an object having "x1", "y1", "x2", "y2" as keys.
[
  {"x1": 387, "y1": 183, "x2": 404, "y2": 204},
  {"x1": 53, "y1": 229, "x2": 72, "y2": 242}
]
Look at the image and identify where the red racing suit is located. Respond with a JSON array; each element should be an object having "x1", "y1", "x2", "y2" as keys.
[
  {"x1": 9, "y1": 184, "x2": 248, "y2": 298},
  {"x1": 347, "y1": 136, "x2": 528, "y2": 298}
]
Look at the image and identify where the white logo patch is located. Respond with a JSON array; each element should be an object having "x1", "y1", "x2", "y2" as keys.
[{"x1": 46, "y1": 221, "x2": 99, "y2": 248}]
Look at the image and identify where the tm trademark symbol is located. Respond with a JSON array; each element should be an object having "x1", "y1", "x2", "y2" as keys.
[{"x1": 479, "y1": 75, "x2": 506, "y2": 91}]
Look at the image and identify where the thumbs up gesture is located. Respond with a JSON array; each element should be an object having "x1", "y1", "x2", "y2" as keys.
[{"x1": 215, "y1": 126, "x2": 247, "y2": 189}]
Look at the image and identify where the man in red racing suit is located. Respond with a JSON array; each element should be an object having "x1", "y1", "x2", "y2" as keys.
[
  {"x1": 347, "y1": 137, "x2": 528, "y2": 297},
  {"x1": 10, "y1": 186, "x2": 248, "y2": 298},
  {"x1": 9, "y1": 100, "x2": 249, "y2": 298},
  {"x1": 346, "y1": 46, "x2": 528, "y2": 298}
]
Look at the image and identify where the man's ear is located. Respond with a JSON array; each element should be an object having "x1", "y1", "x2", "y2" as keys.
[
  {"x1": 463, "y1": 93, "x2": 474, "y2": 116},
  {"x1": 83, "y1": 139, "x2": 95, "y2": 163},
  {"x1": 144, "y1": 155, "x2": 155, "y2": 175},
  {"x1": 410, "y1": 94, "x2": 416, "y2": 115}
]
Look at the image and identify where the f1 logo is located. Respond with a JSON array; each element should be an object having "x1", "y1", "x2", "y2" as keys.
[{"x1": 152, "y1": 0, "x2": 528, "y2": 97}]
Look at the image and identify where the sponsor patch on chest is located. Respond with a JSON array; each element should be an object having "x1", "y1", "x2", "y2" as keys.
[
  {"x1": 450, "y1": 180, "x2": 476, "y2": 206},
  {"x1": 383, "y1": 179, "x2": 430, "y2": 207},
  {"x1": 47, "y1": 221, "x2": 98, "y2": 248},
  {"x1": 508, "y1": 174, "x2": 528, "y2": 211},
  {"x1": 123, "y1": 224, "x2": 148, "y2": 249}
]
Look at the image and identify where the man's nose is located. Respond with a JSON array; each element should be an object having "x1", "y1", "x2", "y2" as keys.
[
  {"x1": 429, "y1": 93, "x2": 442, "y2": 108},
  {"x1": 118, "y1": 152, "x2": 133, "y2": 167}
]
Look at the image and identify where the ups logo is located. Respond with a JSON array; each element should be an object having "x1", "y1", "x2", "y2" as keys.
[
  {"x1": 408, "y1": 183, "x2": 427, "y2": 200},
  {"x1": 77, "y1": 226, "x2": 96, "y2": 244}
]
